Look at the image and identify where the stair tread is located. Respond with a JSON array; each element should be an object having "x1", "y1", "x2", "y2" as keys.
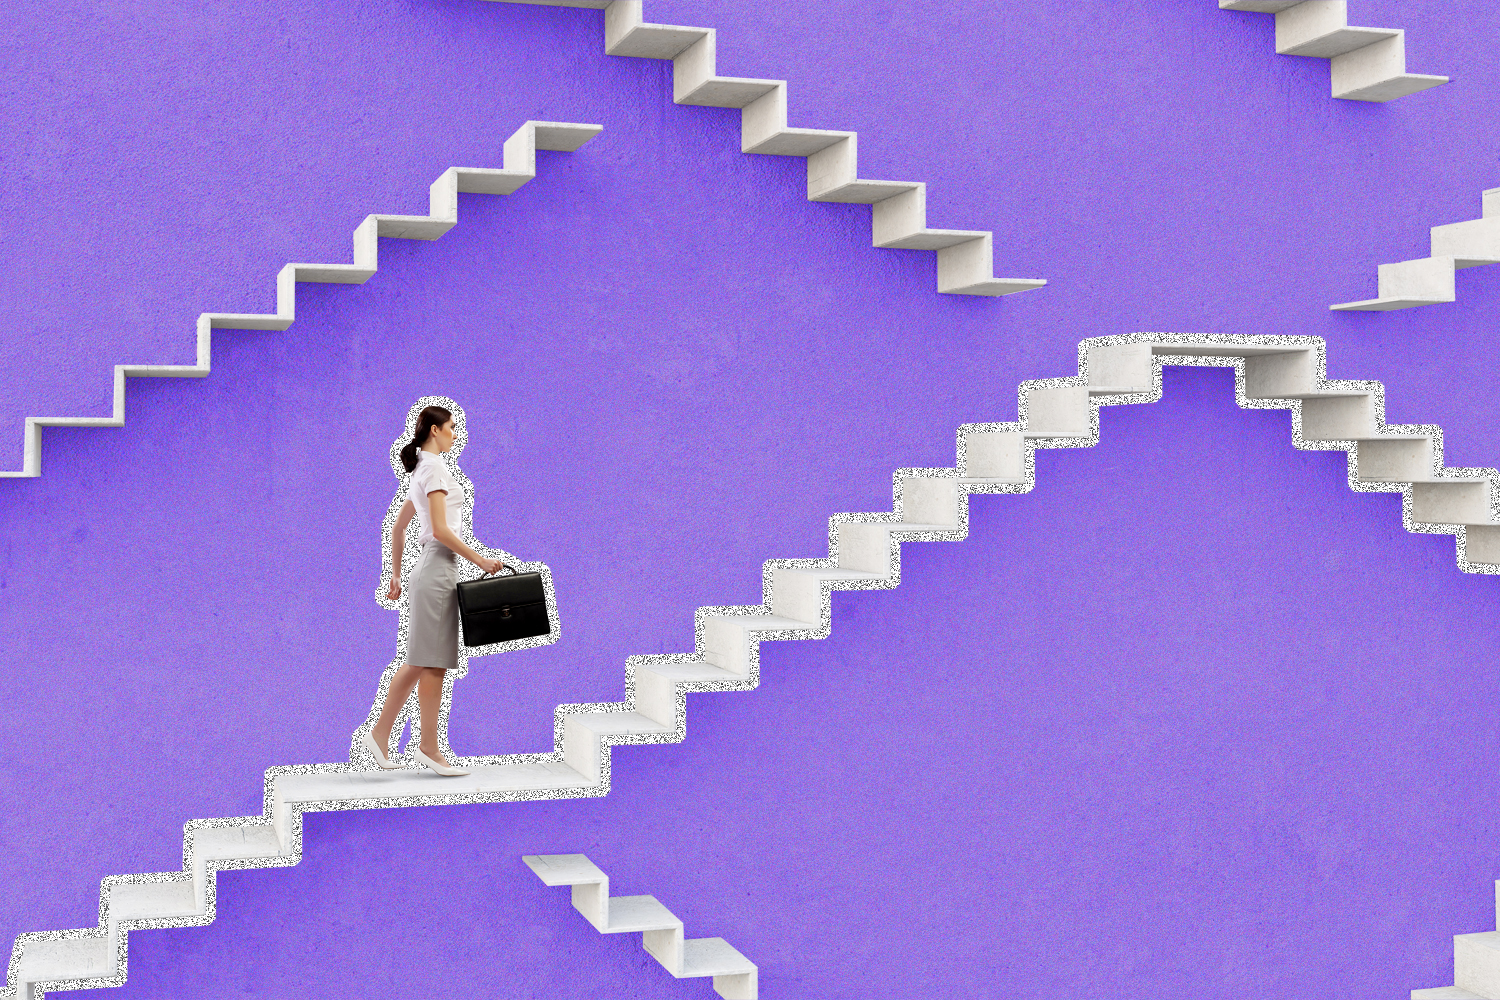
[
  {"x1": 604, "y1": 895, "x2": 681, "y2": 933},
  {"x1": 775, "y1": 566, "x2": 885, "y2": 581},
  {"x1": 522, "y1": 853, "x2": 603, "y2": 887},
  {"x1": 275, "y1": 758, "x2": 589, "y2": 804},
  {"x1": 569, "y1": 711, "x2": 671, "y2": 735},
  {"x1": 682, "y1": 936, "x2": 756, "y2": 977},
  {"x1": 705, "y1": 614, "x2": 814, "y2": 629},
  {"x1": 636, "y1": 661, "x2": 740, "y2": 683}
]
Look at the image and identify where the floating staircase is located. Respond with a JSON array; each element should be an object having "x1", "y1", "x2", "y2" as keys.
[
  {"x1": 524, "y1": 853, "x2": 756, "y2": 998},
  {"x1": 488, "y1": 0, "x2": 1045, "y2": 298},
  {"x1": 1333, "y1": 187, "x2": 1500, "y2": 311},
  {"x1": 8, "y1": 333, "x2": 1498, "y2": 997},
  {"x1": 0, "y1": 120, "x2": 601, "y2": 479},
  {"x1": 1220, "y1": 1, "x2": 1448, "y2": 101}
]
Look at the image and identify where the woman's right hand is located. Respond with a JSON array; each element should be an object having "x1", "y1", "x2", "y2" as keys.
[
  {"x1": 482, "y1": 557, "x2": 508, "y2": 575},
  {"x1": 386, "y1": 580, "x2": 401, "y2": 600}
]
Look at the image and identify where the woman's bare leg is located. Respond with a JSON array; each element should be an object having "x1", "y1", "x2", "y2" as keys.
[
  {"x1": 417, "y1": 667, "x2": 452, "y2": 766},
  {"x1": 370, "y1": 663, "x2": 425, "y2": 754}
]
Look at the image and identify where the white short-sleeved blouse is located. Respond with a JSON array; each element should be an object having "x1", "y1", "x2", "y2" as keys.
[{"x1": 410, "y1": 450, "x2": 465, "y2": 545}]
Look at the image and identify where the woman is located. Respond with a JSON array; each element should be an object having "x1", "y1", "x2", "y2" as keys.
[{"x1": 361, "y1": 404, "x2": 507, "y2": 776}]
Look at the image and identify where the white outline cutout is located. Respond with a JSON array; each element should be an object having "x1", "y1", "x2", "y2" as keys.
[
  {"x1": 350, "y1": 395, "x2": 561, "y2": 770},
  {"x1": 9, "y1": 333, "x2": 1498, "y2": 997}
]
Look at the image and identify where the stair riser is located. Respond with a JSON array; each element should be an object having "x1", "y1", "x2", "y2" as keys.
[
  {"x1": 902, "y1": 478, "x2": 960, "y2": 527},
  {"x1": 1455, "y1": 932, "x2": 1500, "y2": 997},
  {"x1": 644, "y1": 927, "x2": 684, "y2": 975},
  {"x1": 962, "y1": 431, "x2": 1025, "y2": 480},
  {"x1": 1467, "y1": 526, "x2": 1500, "y2": 565},
  {"x1": 1025, "y1": 386, "x2": 1091, "y2": 437},
  {"x1": 1087, "y1": 342, "x2": 1154, "y2": 392},
  {"x1": 770, "y1": 571, "x2": 826, "y2": 626},
  {"x1": 1301, "y1": 395, "x2": 1376, "y2": 440},
  {"x1": 834, "y1": 522, "x2": 895, "y2": 575},
  {"x1": 1245, "y1": 351, "x2": 1317, "y2": 398},
  {"x1": 633, "y1": 670, "x2": 680, "y2": 728},
  {"x1": 715, "y1": 970, "x2": 758, "y2": 1000},
  {"x1": 1332, "y1": 31, "x2": 1406, "y2": 98},
  {"x1": 1357, "y1": 438, "x2": 1435, "y2": 482},
  {"x1": 1432, "y1": 218, "x2": 1500, "y2": 261},
  {"x1": 1412, "y1": 483, "x2": 1493, "y2": 525}
]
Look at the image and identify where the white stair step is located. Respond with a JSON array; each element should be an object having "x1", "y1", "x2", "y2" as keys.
[
  {"x1": 1412, "y1": 988, "x2": 1483, "y2": 999},
  {"x1": 681, "y1": 937, "x2": 757, "y2": 977},
  {"x1": 604, "y1": 895, "x2": 681, "y2": 933},
  {"x1": 108, "y1": 879, "x2": 198, "y2": 921},
  {"x1": 1280, "y1": 25, "x2": 1396, "y2": 59},
  {"x1": 1456, "y1": 930, "x2": 1500, "y2": 997},
  {"x1": 522, "y1": 853, "x2": 603, "y2": 886},
  {"x1": 1023, "y1": 427, "x2": 1090, "y2": 438},
  {"x1": 711, "y1": 614, "x2": 813, "y2": 632},
  {"x1": 636, "y1": 661, "x2": 740, "y2": 683},
  {"x1": 1088, "y1": 384, "x2": 1151, "y2": 395},
  {"x1": 15, "y1": 937, "x2": 113, "y2": 981},
  {"x1": 569, "y1": 712, "x2": 671, "y2": 737},
  {"x1": 275, "y1": 759, "x2": 591, "y2": 803},
  {"x1": 1332, "y1": 295, "x2": 1450, "y2": 311},
  {"x1": 193, "y1": 824, "x2": 283, "y2": 862},
  {"x1": 780, "y1": 566, "x2": 882, "y2": 581}
]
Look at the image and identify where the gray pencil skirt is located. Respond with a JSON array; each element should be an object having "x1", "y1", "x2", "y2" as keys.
[{"x1": 404, "y1": 539, "x2": 460, "y2": 671}]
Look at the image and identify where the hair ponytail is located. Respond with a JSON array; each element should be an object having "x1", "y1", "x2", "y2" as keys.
[{"x1": 400, "y1": 405, "x2": 454, "y2": 473}]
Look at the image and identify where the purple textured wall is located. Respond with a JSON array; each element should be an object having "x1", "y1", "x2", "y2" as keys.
[{"x1": 2, "y1": 1, "x2": 1498, "y2": 996}]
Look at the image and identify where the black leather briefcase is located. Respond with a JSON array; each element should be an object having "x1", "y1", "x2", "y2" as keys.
[{"x1": 455, "y1": 571, "x2": 552, "y2": 647}]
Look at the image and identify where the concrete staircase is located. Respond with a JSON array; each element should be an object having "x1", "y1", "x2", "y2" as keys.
[
  {"x1": 8, "y1": 333, "x2": 1498, "y2": 998},
  {"x1": 1220, "y1": 1, "x2": 1448, "y2": 101},
  {"x1": 1333, "y1": 187, "x2": 1500, "y2": 312},
  {"x1": 524, "y1": 854, "x2": 756, "y2": 998},
  {"x1": 0, "y1": 120, "x2": 601, "y2": 479},
  {"x1": 488, "y1": 0, "x2": 1046, "y2": 298}
]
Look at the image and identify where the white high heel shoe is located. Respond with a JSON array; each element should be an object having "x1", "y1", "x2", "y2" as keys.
[
  {"x1": 361, "y1": 731, "x2": 403, "y2": 770},
  {"x1": 411, "y1": 746, "x2": 470, "y2": 777}
]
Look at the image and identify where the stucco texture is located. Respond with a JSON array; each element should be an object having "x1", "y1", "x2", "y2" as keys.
[{"x1": 1, "y1": 1, "x2": 1497, "y2": 996}]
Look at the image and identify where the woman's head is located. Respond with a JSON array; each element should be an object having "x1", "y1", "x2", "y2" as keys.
[{"x1": 398, "y1": 405, "x2": 455, "y2": 473}]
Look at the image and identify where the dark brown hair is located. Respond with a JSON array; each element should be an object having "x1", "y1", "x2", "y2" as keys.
[{"x1": 399, "y1": 405, "x2": 453, "y2": 473}]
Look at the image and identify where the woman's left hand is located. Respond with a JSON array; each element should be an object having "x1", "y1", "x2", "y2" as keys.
[{"x1": 386, "y1": 580, "x2": 401, "y2": 600}]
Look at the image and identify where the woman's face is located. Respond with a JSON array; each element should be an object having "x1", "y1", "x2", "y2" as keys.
[{"x1": 431, "y1": 419, "x2": 456, "y2": 453}]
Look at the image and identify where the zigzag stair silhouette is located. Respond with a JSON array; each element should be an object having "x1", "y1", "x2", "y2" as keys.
[
  {"x1": 1220, "y1": 1, "x2": 1448, "y2": 101},
  {"x1": 524, "y1": 854, "x2": 757, "y2": 999},
  {"x1": 9, "y1": 333, "x2": 1500, "y2": 998},
  {"x1": 0, "y1": 120, "x2": 601, "y2": 479},
  {"x1": 488, "y1": 0, "x2": 1045, "y2": 298},
  {"x1": 1333, "y1": 186, "x2": 1500, "y2": 311}
]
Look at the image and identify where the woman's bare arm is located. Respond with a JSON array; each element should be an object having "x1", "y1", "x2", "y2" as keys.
[
  {"x1": 385, "y1": 499, "x2": 415, "y2": 599},
  {"x1": 428, "y1": 491, "x2": 505, "y2": 573}
]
